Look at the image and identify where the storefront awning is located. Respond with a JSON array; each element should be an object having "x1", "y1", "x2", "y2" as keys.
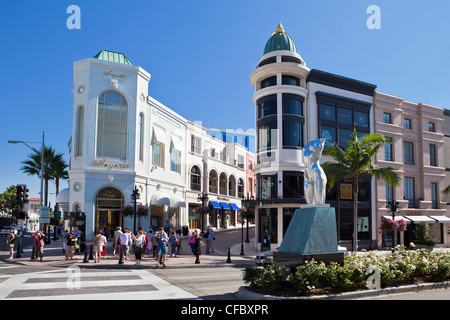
[
  {"x1": 220, "y1": 202, "x2": 232, "y2": 210},
  {"x1": 404, "y1": 215, "x2": 436, "y2": 224},
  {"x1": 382, "y1": 215, "x2": 411, "y2": 224},
  {"x1": 209, "y1": 201, "x2": 222, "y2": 209},
  {"x1": 430, "y1": 216, "x2": 450, "y2": 223},
  {"x1": 229, "y1": 203, "x2": 240, "y2": 211},
  {"x1": 151, "y1": 192, "x2": 170, "y2": 206},
  {"x1": 170, "y1": 196, "x2": 186, "y2": 208}
]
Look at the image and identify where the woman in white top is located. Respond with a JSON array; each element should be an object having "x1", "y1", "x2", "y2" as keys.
[
  {"x1": 93, "y1": 230, "x2": 107, "y2": 263},
  {"x1": 133, "y1": 230, "x2": 145, "y2": 266}
]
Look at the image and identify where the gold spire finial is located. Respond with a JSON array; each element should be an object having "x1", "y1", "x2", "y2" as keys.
[{"x1": 272, "y1": 22, "x2": 285, "y2": 35}]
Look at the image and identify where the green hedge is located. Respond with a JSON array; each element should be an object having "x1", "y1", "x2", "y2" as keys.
[{"x1": 243, "y1": 248, "x2": 450, "y2": 296}]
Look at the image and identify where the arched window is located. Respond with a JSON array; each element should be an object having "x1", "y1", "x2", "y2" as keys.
[
  {"x1": 219, "y1": 173, "x2": 227, "y2": 195},
  {"x1": 191, "y1": 166, "x2": 201, "y2": 191},
  {"x1": 209, "y1": 170, "x2": 218, "y2": 194},
  {"x1": 228, "y1": 175, "x2": 236, "y2": 197},
  {"x1": 97, "y1": 91, "x2": 128, "y2": 159},
  {"x1": 75, "y1": 105, "x2": 84, "y2": 156},
  {"x1": 238, "y1": 178, "x2": 244, "y2": 198}
]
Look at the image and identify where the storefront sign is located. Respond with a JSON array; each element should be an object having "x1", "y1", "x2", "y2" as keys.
[
  {"x1": 40, "y1": 207, "x2": 51, "y2": 224},
  {"x1": 102, "y1": 71, "x2": 126, "y2": 79},
  {"x1": 92, "y1": 158, "x2": 130, "y2": 170}
]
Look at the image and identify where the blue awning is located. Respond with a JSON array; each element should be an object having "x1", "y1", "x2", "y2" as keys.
[
  {"x1": 209, "y1": 201, "x2": 222, "y2": 209},
  {"x1": 229, "y1": 203, "x2": 241, "y2": 211},
  {"x1": 219, "y1": 202, "x2": 232, "y2": 210}
]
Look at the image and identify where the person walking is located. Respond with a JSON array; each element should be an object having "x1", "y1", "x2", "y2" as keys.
[
  {"x1": 93, "y1": 230, "x2": 107, "y2": 263},
  {"x1": 31, "y1": 230, "x2": 46, "y2": 261},
  {"x1": 119, "y1": 229, "x2": 130, "y2": 260},
  {"x1": 112, "y1": 226, "x2": 122, "y2": 256},
  {"x1": 151, "y1": 230, "x2": 158, "y2": 259},
  {"x1": 169, "y1": 231, "x2": 179, "y2": 257},
  {"x1": 203, "y1": 229, "x2": 211, "y2": 254},
  {"x1": 194, "y1": 230, "x2": 202, "y2": 257},
  {"x1": 155, "y1": 228, "x2": 168, "y2": 268},
  {"x1": 208, "y1": 228, "x2": 215, "y2": 253},
  {"x1": 6, "y1": 230, "x2": 16, "y2": 260},
  {"x1": 164, "y1": 220, "x2": 171, "y2": 235},
  {"x1": 133, "y1": 230, "x2": 145, "y2": 266},
  {"x1": 73, "y1": 226, "x2": 82, "y2": 254},
  {"x1": 189, "y1": 231, "x2": 196, "y2": 254},
  {"x1": 65, "y1": 231, "x2": 78, "y2": 260}
]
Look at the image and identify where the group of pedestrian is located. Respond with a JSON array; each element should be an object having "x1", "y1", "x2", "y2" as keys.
[
  {"x1": 3, "y1": 224, "x2": 218, "y2": 265},
  {"x1": 188, "y1": 228, "x2": 215, "y2": 255}
]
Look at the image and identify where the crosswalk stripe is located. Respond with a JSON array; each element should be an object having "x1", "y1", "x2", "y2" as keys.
[{"x1": 0, "y1": 269, "x2": 199, "y2": 300}]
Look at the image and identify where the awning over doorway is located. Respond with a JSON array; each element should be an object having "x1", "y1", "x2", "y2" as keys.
[
  {"x1": 404, "y1": 215, "x2": 436, "y2": 224},
  {"x1": 229, "y1": 203, "x2": 241, "y2": 210},
  {"x1": 170, "y1": 195, "x2": 186, "y2": 208},
  {"x1": 209, "y1": 201, "x2": 222, "y2": 209},
  {"x1": 219, "y1": 202, "x2": 232, "y2": 210},
  {"x1": 429, "y1": 216, "x2": 450, "y2": 223},
  {"x1": 151, "y1": 192, "x2": 170, "y2": 206}
]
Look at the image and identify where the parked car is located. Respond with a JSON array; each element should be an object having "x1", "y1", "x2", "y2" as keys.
[
  {"x1": 0, "y1": 226, "x2": 18, "y2": 236},
  {"x1": 254, "y1": 252, "x2": 273, "y2": 266}
]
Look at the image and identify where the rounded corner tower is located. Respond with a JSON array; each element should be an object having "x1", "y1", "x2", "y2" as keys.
[{"x1": 250, "y1": 23, "x2": 310, "y2": 251}]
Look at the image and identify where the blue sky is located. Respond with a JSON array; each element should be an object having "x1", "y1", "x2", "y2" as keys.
[{"x1": 1, "y1": 0, "x2": 449, "y2": 203}]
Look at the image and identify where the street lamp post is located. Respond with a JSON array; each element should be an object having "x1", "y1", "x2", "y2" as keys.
[
  {"x1": 197, "y1": 192, "x2": 209, "y2": 234},
  {"x1": 387, "y1": 200, "x2": 400, "y2": 248},
  {"x1": 8, "y1": 131, "x2": 45, "y2": 256},
  {"x1": 132, "y1": 186, "x2": 140, "y2": 234}
]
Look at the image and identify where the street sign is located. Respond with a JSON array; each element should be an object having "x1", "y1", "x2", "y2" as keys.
[{"x1": 40, "y1": 206, "x2": 51, "y2": 224}]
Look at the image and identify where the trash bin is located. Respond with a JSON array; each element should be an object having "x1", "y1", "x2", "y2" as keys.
[{"x1": 182, "y1": 225, "x2": 189, "y2": 236}]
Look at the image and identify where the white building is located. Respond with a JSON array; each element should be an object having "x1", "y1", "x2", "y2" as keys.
[{"x1": 65, "y1": 50, "x2": 251, "y2": 241}]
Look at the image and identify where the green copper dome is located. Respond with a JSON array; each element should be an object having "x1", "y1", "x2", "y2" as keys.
[
  {"x1": 93, "y1": 50, "x2": 132, "y2": 65},
  {"x1": 263, "y1": 23, "x2": 297, "y2": 55}
]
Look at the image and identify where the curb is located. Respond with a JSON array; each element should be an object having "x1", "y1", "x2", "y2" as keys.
[{"x1": 236, "y1": 281, "x2": 450, "y2": 300}]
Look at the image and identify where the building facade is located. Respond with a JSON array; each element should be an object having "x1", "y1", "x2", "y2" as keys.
[
  {"x1": 65, "y1": 51, "x2": 253, "y2": 241},
  {"x1": 247, "y1": 23, "x2": 378, "y2": 251},
  {"x1": 374, "y1": 92, "x2": 449, "y2": 247}
]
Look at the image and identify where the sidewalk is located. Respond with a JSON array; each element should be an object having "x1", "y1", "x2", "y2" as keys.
[{"x1": 3, "y1": 227, "x2": 259, "y2": 269}]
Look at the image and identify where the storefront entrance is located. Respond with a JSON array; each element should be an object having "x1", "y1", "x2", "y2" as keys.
[
  {"x1": 96, "y1": 209, "x2": 121, "y2": 240},
  {"x1": 95, "y1": 187, "x2": 124, "y2": 240}
]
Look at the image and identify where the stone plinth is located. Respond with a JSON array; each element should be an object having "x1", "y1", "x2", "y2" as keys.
[{"x1": 274, "y1": 205, "x2": 344, "y2": 266}]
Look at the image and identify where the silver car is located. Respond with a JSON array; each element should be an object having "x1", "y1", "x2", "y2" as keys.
[{"x1": 0, "y1": 226, "x2": 18, "y2": 236}]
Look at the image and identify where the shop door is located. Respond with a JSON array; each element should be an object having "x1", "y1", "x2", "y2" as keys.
[
  {"x1": 96, "y1": 209, "x2": 121, "y2": 241},
  {"x1": 261, "y1": 216, "x2": 271, "y2": 251}
]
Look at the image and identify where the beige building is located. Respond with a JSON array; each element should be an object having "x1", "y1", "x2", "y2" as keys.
[{"x1": 374, "y1": 92, "x2": 449, "y2": 248}]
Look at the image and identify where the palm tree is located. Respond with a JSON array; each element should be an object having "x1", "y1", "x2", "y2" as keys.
[
  {"x1": 322, "y1": 129, "x2": 401, "y2": 252},
  {"x1": 50, "y1": 154, "x2": 69, "y2": 196},
  {"x1": 20, "y1": 146, "x2": 66, "y2": 206}
]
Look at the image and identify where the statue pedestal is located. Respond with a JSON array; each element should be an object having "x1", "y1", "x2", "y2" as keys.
[{"x1": 274, "y1": 206, "x2": 344, "y2": 266}]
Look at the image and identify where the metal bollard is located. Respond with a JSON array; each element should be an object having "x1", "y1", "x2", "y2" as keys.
[
  {"x1": 30, "y1": 245, "x2": 35, "y2": 260},
  {"x1": 118, "y1": 245, "x2": 124, "y2": 264},
  {"x1": 16, "y1": 239, "x2": 21, "y2": 258},
  {"x1": 195, "y1": 246, "x2": 200, "y2": 264},
  {"x1": 83, "y1": 246, "x2": 89, "y2": 263},
  {"x1": 89, "y1": 244, "x2": 94, "y2": 260},
  {"x1": 226, "y1": 247, "x2": 231, "y2": 263}
]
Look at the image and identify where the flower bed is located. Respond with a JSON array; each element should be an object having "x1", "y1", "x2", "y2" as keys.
[{"x1": 242, "y1": 248, "x2": 450, "y2": 297}]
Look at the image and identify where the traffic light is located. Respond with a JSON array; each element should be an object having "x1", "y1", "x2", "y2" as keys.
[
  {"x1": 23, "y1": 186, "x2": 29, "y2": 203},
  {"x1": 16, "y1": 185, "x2": 24, "y2": 205},
  {"x1": 17, "y1": 211, "x2": 26, "y2": 220}
]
